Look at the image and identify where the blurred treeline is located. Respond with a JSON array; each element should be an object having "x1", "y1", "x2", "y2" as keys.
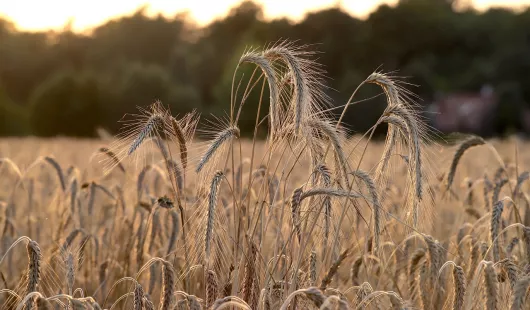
[{"x1": 1, "y1": 0, "x2": 529, "y2": 137}]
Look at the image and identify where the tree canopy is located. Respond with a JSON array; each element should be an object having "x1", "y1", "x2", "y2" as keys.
[{"x1": 1, "y1": 0, "x2": 529, "y2": 137}]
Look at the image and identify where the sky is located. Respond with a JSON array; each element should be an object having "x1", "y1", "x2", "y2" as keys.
[{"x1": 1, "y1": 0, "x2": 530, "y2": 33}]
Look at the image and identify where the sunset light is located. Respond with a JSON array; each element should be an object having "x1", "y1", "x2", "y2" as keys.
[{"x1": 1, "y1": 0, "x2": 529, "y2": 32}]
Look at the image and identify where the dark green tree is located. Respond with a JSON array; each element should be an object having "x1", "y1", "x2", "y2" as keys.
[{"x1": 29, "y1": 71, "x2": 105, "y2": 137}]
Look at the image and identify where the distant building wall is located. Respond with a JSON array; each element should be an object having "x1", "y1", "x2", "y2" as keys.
[{"x1": 428, "y1": 85, "x2": 498, "y2": 135}]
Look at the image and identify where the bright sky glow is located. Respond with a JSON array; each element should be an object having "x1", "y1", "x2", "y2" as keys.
[{"x1": 0, "y1": 0, "x2": 529, "y2": 33}]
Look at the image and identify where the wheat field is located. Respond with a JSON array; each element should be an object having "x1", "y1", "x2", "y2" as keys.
[{"x1": 1, "y1": 43, "x2": 530, "y2": 309}]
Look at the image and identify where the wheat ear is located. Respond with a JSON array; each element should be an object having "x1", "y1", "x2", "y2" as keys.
[
  {"x1": 320, "y1": 249, "x2": 349, "y2": 290},
  {"x1": 409, "y1": 248, "x2": 426, "y2": 307},
  {"x1": 351, "y1": 256, "x2": 363, "y2": 286},
  {"x1": 513, "y1": 171, "x2": 529, "y2": 197},
  {"x1": 280, "y1": 287, "x2": 326, "y2": 310},
  {"x1": 241, "y1": 241, "x2": 258, "y2": 304},
  {"x1": 128, "y1": 113, "x2": 164, "y2": 155},
  {"x1": 523, "y1": 226, "x2": 530, "y2": 262},
  {"x1": 511, "y1": 275, "x2": 530, "y2": 310},
  {"x1": 159, "y1": 260, "x2": 175, "y2": 310},
  {"x1": 308, "y1": 119, "x2": 349, "y2": 182},
  {"x1": 240, "y1": 52, "x2": 280, "y2": 138},
  {"x1": 491, "y1": 201, "x2": 505, "y2": 262},
  {"x1": 98, "y1": 147, "x2": 125, "y2": 173},
  {"x1": 197, "y1": 127, "x2": 239, "y2": 173},
  {"x1": 44, "y1": 156, "x2": 66, "y2": 191},
  {"x1": 499, "y1": 258, "x2": 518, "y2": 289},
  {"x1": 264, "y1": 46, "x2": 307, "y2": 134},
  {"x1": 491, "y1": 179, "x2": 508, "y2": 209},
  {"x1": 25, "y1": 240, "x2": 41, "y2": 310},
  {"x1": 484, "y1": 261, "x2": 498, "y2": 310},
  {"x1": 169, "y1": 116, "x2": 188, "y2": 172},
  {"x1": 309, "y1": 251, "x2": 317, "y2": 286},
  {"x1": 453, "y1": 265, "x2": 466, "y2": 310},
  {"x1": 205, "y1": 171, "x2": 224, "y2": 264},
  {"x1": 314, "y1": 164, "x2": 332, "y2": 246},
  {"x1": 351, "y1": 170, "x2": 382, "y2": 253},
  {"x1": 290, "y1": 186, "x2": 303, "y2": 242},
  {"x1": 167, "y1": 209, "x2": 179, "y2": 255},
  {"x1": 134, "y1": 282, "x2": 145, "y2": 310},
  {"x1": 446, "y1": 136, "x2": 486, "y2": 190},
  {"x1": 66, "y1": 253, "x2": 75, "y2": 295},
  {"x1": 206, "y1": 269, "x2": 219, "y2": 309}
]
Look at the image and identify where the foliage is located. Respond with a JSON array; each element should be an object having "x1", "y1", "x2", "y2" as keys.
[
  {"x1": 29, "y1": 70, "x2": 104, "y2": 136},
  {"x1": 1, "y1": 0, "x2": 530, "y2": 136},
  {"x1": 0, "y1": 85, "x2": 29, "y2": 136}
]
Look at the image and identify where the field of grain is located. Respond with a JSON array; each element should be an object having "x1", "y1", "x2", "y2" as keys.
[{"x1": 2, "y1": 44, "x2": 530, "y2": 310}]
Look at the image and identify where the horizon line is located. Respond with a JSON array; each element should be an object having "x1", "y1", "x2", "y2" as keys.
[{"x1": 1, "y1": 0, "x2": 530, "y2": 34}]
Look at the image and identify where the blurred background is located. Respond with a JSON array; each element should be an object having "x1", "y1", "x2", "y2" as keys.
[{"x1": 1, "y1": 0, "x2": 530, "y2": 139}]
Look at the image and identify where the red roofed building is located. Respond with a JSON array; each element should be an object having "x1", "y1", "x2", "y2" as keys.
[{"x1": 428, "y1": 85, "x2": 498, "y2": 135}]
